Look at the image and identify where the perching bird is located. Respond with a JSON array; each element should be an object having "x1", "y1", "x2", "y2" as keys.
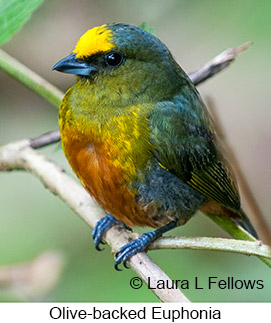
[{"x1": 53, "y1": 23, "x2": 257, "y2": 269}]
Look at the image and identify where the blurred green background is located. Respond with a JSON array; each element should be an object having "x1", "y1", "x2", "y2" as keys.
[{"x1": 0, "y1": 0, "x2": 270, "y2": 302}]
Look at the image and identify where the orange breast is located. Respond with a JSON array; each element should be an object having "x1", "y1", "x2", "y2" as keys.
[{"x1": 61, "y1": 128, "x2": 154, "y2": 228}]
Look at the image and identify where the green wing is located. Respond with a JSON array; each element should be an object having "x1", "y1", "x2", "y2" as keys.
[
  {"x1": 187, "y1": 160, "x2": 240, "y2": 210},
  {"x1": 149, "y1": 89, "x2": 240, "y2": 211}
]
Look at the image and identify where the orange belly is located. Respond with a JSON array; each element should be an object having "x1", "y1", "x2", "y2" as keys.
[{"x1": 61, "y1": 129, "x2": 155, "y2": 228}]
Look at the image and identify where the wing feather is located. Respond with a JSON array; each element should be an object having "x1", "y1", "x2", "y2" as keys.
[{"x1": 149, "y1": 88, "x2": 240, "y2": 212}]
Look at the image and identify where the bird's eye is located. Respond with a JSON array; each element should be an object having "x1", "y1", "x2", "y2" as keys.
[{"x1": 105, "y1": 52, "x2": 124, "y2": 67}]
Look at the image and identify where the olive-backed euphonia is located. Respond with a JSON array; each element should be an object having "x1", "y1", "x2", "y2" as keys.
[{"x1": 53, "y1": 23, "x2": 257, "y2": 269}]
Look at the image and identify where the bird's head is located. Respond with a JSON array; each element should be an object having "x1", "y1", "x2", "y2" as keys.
[{"x1": 53, "y1": 23, "x2": 188, "y2": 101}]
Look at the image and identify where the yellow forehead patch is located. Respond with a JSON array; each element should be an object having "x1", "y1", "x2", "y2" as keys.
[{"x1": 73, "y1": 25, "x2": 115, "y2": 59}]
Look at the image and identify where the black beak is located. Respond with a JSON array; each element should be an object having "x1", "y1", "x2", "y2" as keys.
[{"x1": 52, "y1": 53, "x2": 97, "y2": 76}]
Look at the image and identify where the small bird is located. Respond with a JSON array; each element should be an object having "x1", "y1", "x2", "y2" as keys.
[{"x1": 53, "y1": 23, "x2": 257, "y2": 269}]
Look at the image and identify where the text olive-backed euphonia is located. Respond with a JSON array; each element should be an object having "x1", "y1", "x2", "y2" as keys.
[{"x1": 53, "y1": 23, "x2": 257, "y2": 269}]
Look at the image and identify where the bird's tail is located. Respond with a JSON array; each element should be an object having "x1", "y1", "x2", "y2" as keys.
[
  {"x1": 231, "y1": 208, "x2": 258, "y2": 239},
  {"x1": 200, "y1": 201, "x2": 258, "y2": 239}
]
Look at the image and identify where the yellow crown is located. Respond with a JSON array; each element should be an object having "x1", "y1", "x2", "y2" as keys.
[{"x1": 73, "y1": 25, "x2": 115, "y2": 59}]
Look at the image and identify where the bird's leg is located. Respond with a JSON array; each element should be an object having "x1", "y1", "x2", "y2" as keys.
[
  {"x1": 114, "y1": 219, "x2": 179, "y2": 270},
  {"x1": 92, "y1": 214, "x2": 131, "y2": 251}
]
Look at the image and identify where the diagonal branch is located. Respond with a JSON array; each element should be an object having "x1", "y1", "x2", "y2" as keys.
[
  {"x1": 0, "y1": 49, "x2": 63, "y2": 108},
  {"x1": 189, "y1": 42, "x2": 251, "y2": 85},
  {"x1": 0, "y1": 139, "x2": 189, "y2": 303}
]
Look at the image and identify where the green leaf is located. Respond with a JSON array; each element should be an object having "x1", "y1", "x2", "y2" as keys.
[{"x1": 0, "y1": 0, "x2": 43, "y2": 46}]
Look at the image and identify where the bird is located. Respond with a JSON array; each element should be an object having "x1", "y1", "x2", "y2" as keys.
[{"x1": 53, "y1": 23, "x2": 257, "y2": 269}]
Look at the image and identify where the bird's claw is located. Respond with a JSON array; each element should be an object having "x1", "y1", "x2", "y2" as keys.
[
  {"x1": 114, "y1": 232, "x2": 156, "y2": 270},
  {"x1": 95, "y1": 240, "x2": 106, "y2": 251},
  {"x1": 92, "y1": 214, "x2": 121, "y2": 250},
  {"x1": 92, "y1": 214, "x2": 131, "y2": 251}
]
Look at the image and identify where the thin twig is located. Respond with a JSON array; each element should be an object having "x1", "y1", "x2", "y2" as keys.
[
  {"x1": 189, "y1": 42, "x2": 251, "y2": 86},
  {"x1": 0, "y1": 49, "x2": 63, "y2": 108},
  {"x1": 30, "y1": 130, "x2": 60, "y2": 149},
  {"x1": 150, "y1": 236, "x2": 271, "y2": 259}
]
